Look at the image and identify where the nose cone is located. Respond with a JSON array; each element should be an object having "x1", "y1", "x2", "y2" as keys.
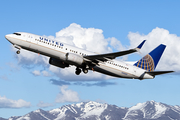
[
  {"x1": 5, "y1": 34, "x2": 11, "y2": 40},
  {"x1": 5, "y1": 34, "x2": 14, "y2": 44}
]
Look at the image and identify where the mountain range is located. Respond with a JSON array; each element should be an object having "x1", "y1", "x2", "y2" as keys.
[{"x1": 1, "y1": 101, "x2": 180, "y2": 120}]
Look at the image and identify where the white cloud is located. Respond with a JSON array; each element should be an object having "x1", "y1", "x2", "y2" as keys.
[
  {"x1": 42, "y1": 70, "x2": 51, "y2": 77},
  {"x1": 12, "y1": 47, "x2": 49, "y2": 67},
  {"x1": 0, "y1": 96, "x2": 31, "y2": 108},
  {"x1": 55, "y1": 23, "x2": 112, "y2": 53},
  {"x1": 32, "y1": 70, "x2": 41, "y2": 76},
  {"x1": 109, "y1": 37, "x2": 125, "y2": 51},
  {"x1": 37, "y1": 101, "x2": 54, "y2": 108},
  {"x1": 128, "y1": 27, "x2": 180, "y2": 72},
  {"x1": 32, "y1": 70, "x2": 51, "y2": 77},
  {"x1": 55, "y1": 85, "x2": 80, "y2": 103}
]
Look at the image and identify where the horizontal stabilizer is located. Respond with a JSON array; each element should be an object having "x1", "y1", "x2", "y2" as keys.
[{"x1": 146, "y1": 71, "x2": 174, "y2": 76}]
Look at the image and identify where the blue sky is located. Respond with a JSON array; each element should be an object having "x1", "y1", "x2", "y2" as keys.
[{"x1": 0, "y1": 0, "x2": 180, "y2": 118}]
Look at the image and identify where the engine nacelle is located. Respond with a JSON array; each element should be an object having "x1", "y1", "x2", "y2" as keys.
[
  {"x1": 65, "y1": 53, "x2": 84, "y2": 66},
  {"x1": 49, "y1": 57, "x2": 69, "y2": 68}
]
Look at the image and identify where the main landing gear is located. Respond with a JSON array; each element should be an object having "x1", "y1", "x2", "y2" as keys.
[
  {"x1": 75, "y1": 68, "x2": 81, "y2": 75},
  {"x1": 83, "y1": 68, "x2": 88, "y2": 74},
  {"x1": 75, "y1": 67, "x2": 88, "y2": 75}
]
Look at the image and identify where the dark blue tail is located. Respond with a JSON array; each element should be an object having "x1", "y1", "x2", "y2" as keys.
[{"x1": 134, "y1": 44, "x2": 166, "y2": 71}]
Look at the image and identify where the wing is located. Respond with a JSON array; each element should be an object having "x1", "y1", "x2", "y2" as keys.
[{"x1": 84, "y1": 40, "x2": 146, "y2": 62}]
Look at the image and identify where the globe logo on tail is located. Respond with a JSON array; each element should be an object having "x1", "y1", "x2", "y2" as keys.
[{"x1": 134, "y1": 54, "x2": 155, "y2": 71}]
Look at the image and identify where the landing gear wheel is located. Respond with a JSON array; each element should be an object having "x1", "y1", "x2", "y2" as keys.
[
  {"x1": 75, "y1": 68, "x2": 81, "y2": 75},
  {"x1": 83, "y1": 69, "x2": 88, "y2": 74},
  {"x1": 16, "y1": 50, "x2": 20, "y2": 54}
]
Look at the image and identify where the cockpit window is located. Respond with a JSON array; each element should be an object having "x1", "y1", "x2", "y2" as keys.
[{"x1": 13, "y1": 33, "x2": 21, "y2": 36}]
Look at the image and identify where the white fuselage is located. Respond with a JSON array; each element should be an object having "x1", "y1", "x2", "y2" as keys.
[{"x1": 5, "y1": 32, "x2": 154, "y2": 79}]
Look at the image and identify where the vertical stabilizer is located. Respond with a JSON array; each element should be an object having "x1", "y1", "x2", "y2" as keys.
[{"x1": 134, "y1": 44, "x2": 166, "y2": 71}]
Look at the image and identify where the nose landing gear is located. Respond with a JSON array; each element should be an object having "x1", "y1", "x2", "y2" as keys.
[
  {"x1": 13, "y1": 45, "x2": 21, "y2": 54},
  {"x1": 16, "y1": 50, "x2": 20, "y2": 54}
]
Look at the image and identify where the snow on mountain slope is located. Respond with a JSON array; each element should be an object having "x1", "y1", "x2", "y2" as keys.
[
  {"x1": 3, "y1": 101, "x2": 180, "y2": 120},
  {"x1": 15, "y1": 109, "x2": 56, "y2": 120},
  {"x1": 49, "y1": 101, "x2": 109, "y2": 120},
  {"x1": 77, "y1": 101, "x2": 108, "y2": 119},
  {"x1": 123, "y1": 100, "x2": 180, "y2": 120}
]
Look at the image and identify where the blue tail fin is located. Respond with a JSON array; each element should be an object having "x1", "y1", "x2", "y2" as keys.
[{"x1": 134, "y1": 44, "x2": 166, "y2": 71}]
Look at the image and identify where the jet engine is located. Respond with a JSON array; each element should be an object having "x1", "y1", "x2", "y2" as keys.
[
  {"x1": 65, "y1": 53, "x2": 84, "y2": 66},
  {"x1": 49, "y1": 57, "x2": 69, "y2": 68}
]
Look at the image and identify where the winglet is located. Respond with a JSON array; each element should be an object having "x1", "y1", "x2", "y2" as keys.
[{"x1": 137, "y1": 40, "x2": 146, "y2": 49}]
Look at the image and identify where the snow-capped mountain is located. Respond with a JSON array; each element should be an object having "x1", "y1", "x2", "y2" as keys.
[
  {"x1": 123, "y1": 100, "x2": 180, "y2": 120},
  {"x1": 47, "y1": 101, "x2": 127, "y2": 120},
  {"x1": 2, "y1": 101, "x2": 180, "y2": 120}
]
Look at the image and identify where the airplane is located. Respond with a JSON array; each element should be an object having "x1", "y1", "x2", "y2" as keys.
[{"x1": 5, "y1": 32, "x2": 174, "y2": 80}]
